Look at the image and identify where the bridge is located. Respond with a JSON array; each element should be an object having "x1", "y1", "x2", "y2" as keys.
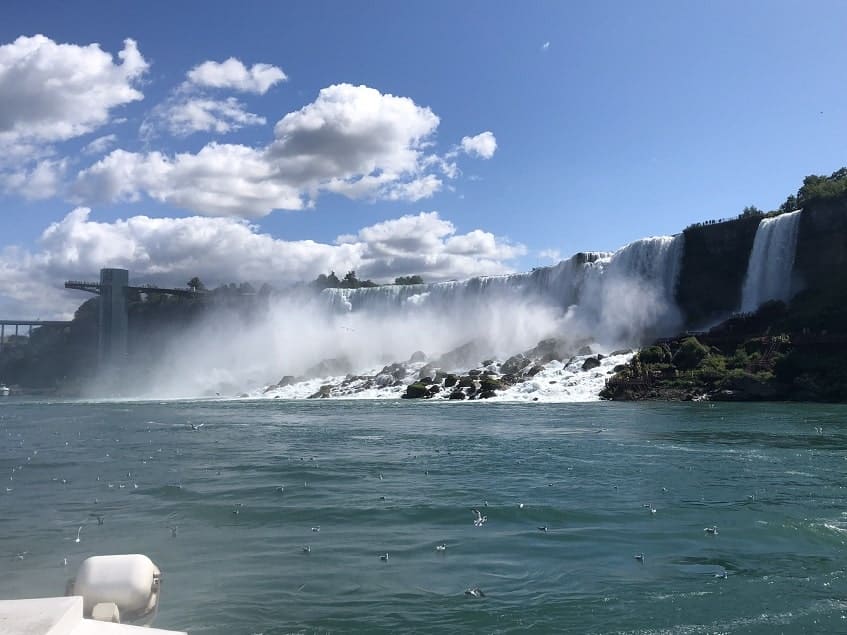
[{"x1": 0, "y1": 320, "x2": 72, "y2": 352}]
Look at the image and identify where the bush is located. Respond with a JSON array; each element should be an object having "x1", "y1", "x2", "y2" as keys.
[{"x1": 673, "y1": 337, "x2": 710, "y2": 370}]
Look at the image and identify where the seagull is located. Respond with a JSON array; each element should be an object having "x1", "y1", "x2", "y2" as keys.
[
  {"x1": 276, "y1": 486, "x2": 284, "y2": 494},
  {"x1": 62, "y1": 557, "x2": 68, "y2": 567},
  {"x1": 518, "y1": 503, "x2": 525, "y2": 509},
  {"x1": 311, "y1": 526, "x2": 320, "y2": 532},
  {"x1": 302, "y1": 545, "x2": 311, "y2": 554},
  {"x1": 464, "y1": 587, "x2": 485, "y2": 598},
  {"x1": 378, "y1": 473, "x2": 384, "y2": 480},
  {"x1": 89, "y1": 513, "x2": 104, "y2": 525},
  {"x1": 189, "y1": 423, "x2": 205, "y2": 431},
  {"x1": 634, "y1": 553, "x2": 645, "y2": 562},
  {"x1": 380, "y1": 552, "x2": 389, "y2": 561},
  {"x1": 714, "y1": 570, "x2": 728, "y2": 579},
  {"x1": 538, "y1": 526, "x2": 548, "y2": 532},
  {"x1": 16, "y1": 552, "x2": 27, "y2": 560},
  {"x1": 74, "y1": 526, "x2": 83, "y2": 543},
  {"x1": 436, "y1": 544, "x2": 447, "y2": 552},
  {"x1": 704, "y1": 526, "x2": 719, "y2": 535},
  {"x1": 472, "y1": 509, "x2": 487, "y2": 527},
  {"x1": 649, "y1": 505, "x2": 657, "y2": 514},
  {"x1": 169, "y1": 525, "x2": 178, "y2": 537}
]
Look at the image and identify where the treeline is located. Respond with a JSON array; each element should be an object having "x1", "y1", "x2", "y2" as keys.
[
  {"x1": 310, "y1": 271, "x2": 425, "y2": 289},
  {"x1": 687, "y1": 167, "x2": 847, "y2": 230}
]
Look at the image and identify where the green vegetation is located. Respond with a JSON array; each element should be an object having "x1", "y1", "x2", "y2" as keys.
[
  {"x1": 311, "y1": 270, "x2": 378, "y2": 289},
  {"x1": 394, "y1": 275, "x2": 424, "y2": 285},
  {"x1": 603, "y1": 279, "x2": 847, "y2": 402}
]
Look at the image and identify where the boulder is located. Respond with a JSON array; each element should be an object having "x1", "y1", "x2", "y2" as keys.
[
  {"x1": 408, "y1": 350, "x2": 427, "y2": 363},
  {"x1": 374, "y1": 373, "x2": 395, "y2": 387},
  {"x1": 457, "y1": 376, "x2": 475, "y2": 388},
  {"x1": 468, "y1": 369, "x2": 483, "y2": 377},
  {"x1": 448, "y1": 390, "x2": 466, "y2": 400},
  {"x1": 307, "y1": 384, "x2": 333, "y2": 399},
  {"x1": 428, "y1": 385, "x2": 441, "y2": 394},
  {"x1": 402, "y1": 382, "x2": 430, "y2": 399},
  {"x1": 277, "y1": 375, "x2": 297, "y2": 387},
  {"x1": 480, "y1": 377, "x2": 503, "y2": 392},
  {"x1": 479, "y1": 390, "x2": 497, "y2": 399},
  {"x1": 500, "y1": 354, "x2": 530, "y2": 375},
  {"x1": 418, "y1": 363, "x2": 436, "y2": 379},
  {"x1": 581, "y1": 356, "x2": 602, "y2": 371},
  {"x1": 526, "y1": 365, "x2": 544, "y2": 377},
  {"x1": 444, "y1": 374, "x2": 458, "y2": 388}
]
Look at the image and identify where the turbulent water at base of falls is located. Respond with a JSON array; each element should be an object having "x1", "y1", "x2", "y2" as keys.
[
  {"x1": 132, "y1": 235, "x2": 685, "y2": 401},
  {"x1": 740, "y1": 210, "x2": 802, "y2": 313}
]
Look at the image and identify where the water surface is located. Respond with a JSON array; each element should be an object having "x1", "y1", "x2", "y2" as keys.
[{"x1": 1, "y1": 399, "x2": 845, "y2": 633}]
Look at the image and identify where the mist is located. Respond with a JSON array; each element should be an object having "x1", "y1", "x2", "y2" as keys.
[{"x1": 82, "y1": 234, "x2": 685, "y2": 400}]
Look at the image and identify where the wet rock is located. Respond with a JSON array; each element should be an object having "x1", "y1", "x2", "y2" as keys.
[
  {"x1": 428, "y1": 385, "x2": 441, "y2": 394},
  {"x1": 444, "y1": 374, "x2": 458, "y2": 388},
  {"x1": 479, "y1": 390, "x2": 497, "y2": 399},
  {"x1": 277, "y1": 375, "x2": 297, "y2": 387},
  {"x1": 501, "y1": 354, "x2": 530, "y2": 375},
  {"x1": 448, "y1": 390, "x2": 466, "y2": 400},
  {"x1": 457, "y1": 376, "x2": 475, "y2": 388},
  {"x1": 402, "y1": 382, "x2": 430, "y2": 399},
  {"x1": 374, "y1": 373, "x2": 395, "y2": 387},
  {"x1": 480, "y1": 377, "x2": 503, "y2": 392},
  {"x1": 526, "y1": 365, "x2": 544, "y2": 377},
  {"x1": 581, "y1": 356, "x2": 602, "y2": 371},
  {"x1": 308, "y1": 385, "x2": 333, "y2": 399},
  {"x1": 468, "y1": 369, "x2": 483, "y2": 377},
  {"x1": 408, "y1": 350, "x2": 427, "y2": 363}
]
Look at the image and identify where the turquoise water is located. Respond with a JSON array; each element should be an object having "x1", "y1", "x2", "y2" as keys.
[{"x1": 1, "y1": 399, "x2": 846, "y2": 634}]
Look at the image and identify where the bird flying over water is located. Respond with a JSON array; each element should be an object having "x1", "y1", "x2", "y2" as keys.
[
  {"x1": 704, "y1": 526, "x2": 718, "y2": 535},
  {"x1": 472, "y1": 509, "x2": 487, "y2": 527},
  {"x1": 464, "y1": 587, "x2": 485, "y2": 598},
  {"x1": 189, "y1": 423, "x2": 205, "y2": 431}
]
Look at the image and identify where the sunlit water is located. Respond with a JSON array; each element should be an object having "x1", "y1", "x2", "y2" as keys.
[{"x1": 2, "y1": 399, "x2": 846, "y2": 634}]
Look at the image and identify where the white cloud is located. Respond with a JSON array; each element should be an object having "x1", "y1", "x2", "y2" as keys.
[
  {"x1": 73, "y1": 145, "x2": 304, "y2": 217},
  {"x1": 187, "y1": 58, "x2": 286, "y2": 94},
  {"x1": 76, "y1": 84, "x2": 488, "y2": 216},
  {"x1": 0, "y1": 208, "x2": 525, "y2": 317},
  {"x1": 152, "y1": 97, "x2": 266, "y2": 137},
  {"x1": 1, "y1": 157, "x2": 67, "y2": 200},
  {"x1": 0, "y1": 35, "x2": 147, "y2": 149},
  {"x1": 82, "y1": 134, "x2": 118, "y2": 155},
  {"x1": 460, "y1": 131, "x2": 497, "y2": 159}
]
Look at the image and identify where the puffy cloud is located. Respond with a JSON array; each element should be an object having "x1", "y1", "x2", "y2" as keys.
[
  {"x1": 538, "y1": 248, "x2": 562, "y2": 263},
  {"x1": 150, "y1": 97, "x2": 266, "y2": 137},
  {"x1": 75, "y1": 84, "x2": 470, "y2": 215},
  {"x1": 0, "y1": 208, "x2": 525, "y2": 317},
  {"x1": 73, "y1": 145, "x2": 303, "y2": 216},
  {"x1": 186, "y1": 58, "x2": 286, "y2": 94},
  {"x1": 460, "y1": 131, "x2": 497, "y2": 159},
  {"x1": 0, "y1": 35, "x2": 147, "y2": 149},
  {"x1": 1, "y1": 157, "x2": 67, "y2": 200}
]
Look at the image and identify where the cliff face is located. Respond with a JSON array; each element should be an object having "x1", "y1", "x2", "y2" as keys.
[
  {"x1": 675, "y1": 194, "x2": 847, "y2": 329},
  {"x1": 793, "y1": 196, "x2": 847, "y2": 293},
  {"x1": 675, "y1": 216, "x2": 761, "y2": 327}
]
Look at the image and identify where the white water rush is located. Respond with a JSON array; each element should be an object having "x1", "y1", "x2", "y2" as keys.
[{"x1": 740, "y1": 210, "x2": 802, "y2": 313}]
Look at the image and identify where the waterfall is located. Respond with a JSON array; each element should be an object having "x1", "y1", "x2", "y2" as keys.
[
  {"x1": 739, "y1": 210, "x2": 802, "y2": 313},
  {"x1": 321, "y1": 234, "x2": 685, "y2": 348}
]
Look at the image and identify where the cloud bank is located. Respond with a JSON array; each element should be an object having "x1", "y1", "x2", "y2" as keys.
[{"x1": 0, "y1": 208, "x2": 524, "y2": 318}]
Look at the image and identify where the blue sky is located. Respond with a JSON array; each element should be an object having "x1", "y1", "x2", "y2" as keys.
[{"x1": 1, "y1": 0, "x2": 846, "y2": 316}]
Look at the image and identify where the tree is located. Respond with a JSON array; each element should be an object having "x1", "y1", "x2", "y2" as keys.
[
  {"x1": 187, "y1": 277, "x2": 205, "y2": 292},
  {"x1": 394, "y1": 275, "x2": 424, "y2": 285}
]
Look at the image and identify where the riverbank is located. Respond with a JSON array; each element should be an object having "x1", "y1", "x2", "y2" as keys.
[{"x1": 601, "y1": 283, "x2": 847, "y2": 403}]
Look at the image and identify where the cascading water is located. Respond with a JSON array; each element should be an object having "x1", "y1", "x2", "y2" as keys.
[
  {"x1": 140, "y1": 235, "x2": 687, "y2": 399},
  {"x1": 739, "y1": 210, "x2": 802, "y2": 313},
  {"x1": 322, "y1": 234, "x2": 685, "y2": 349}
]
